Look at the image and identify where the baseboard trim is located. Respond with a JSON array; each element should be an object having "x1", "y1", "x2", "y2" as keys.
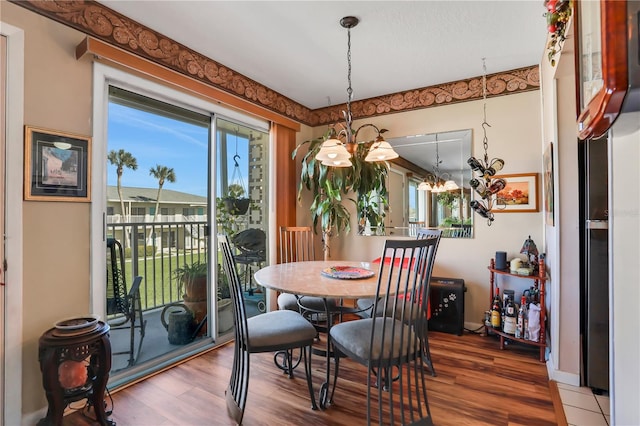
[{"x1": 546, "y1": 354, "x2": 581, "y2": 386}]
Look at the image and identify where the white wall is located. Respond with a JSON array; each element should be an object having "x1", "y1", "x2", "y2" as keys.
[
  {"x1": 609, "y1": 112, "x2": 640, "y2": 425},
  {"x1": 539, "y1": 22, "x2": 581, "y2": 384},
  {"x1": 297, "y1": 90, "x2": 544, "y2": 331}
]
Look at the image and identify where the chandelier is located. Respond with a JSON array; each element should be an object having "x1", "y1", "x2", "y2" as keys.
[
  {"x1": 315, "y1": 16, "x2": 399, "y2": 167},
  {"x1": 418, "y1": 136, "x2": 459, "y2": 192},
  {"x1": 468, "y1": 58, "x2": 505, "y2": 225}
]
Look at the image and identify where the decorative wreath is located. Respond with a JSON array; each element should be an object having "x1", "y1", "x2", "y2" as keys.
[{"x1": 544, "y1": 0, "x2": 573, "y2": 66}]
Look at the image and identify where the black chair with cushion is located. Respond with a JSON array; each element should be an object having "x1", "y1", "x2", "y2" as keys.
[
  {"x1": 219, "y1": 236, "x2": 318, "y2": 424},
  {"x1": 329, "y1": 238, "x2": 438, "y2": 425},
  {"x1": 355, "y1": 228, "x2": 442, "y2": 376}
]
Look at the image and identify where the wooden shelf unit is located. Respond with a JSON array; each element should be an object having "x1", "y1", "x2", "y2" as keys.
[{"x1": 485, "y1": 257, "x2": 547, "y2": 362}]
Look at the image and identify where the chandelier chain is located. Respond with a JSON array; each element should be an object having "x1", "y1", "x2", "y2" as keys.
[
  {"x1": 346, "y1": 26, "x2": 353, "y2": 129},
  {"x1": 481, "y1": 58, "x2": 490, "y2": 167}
]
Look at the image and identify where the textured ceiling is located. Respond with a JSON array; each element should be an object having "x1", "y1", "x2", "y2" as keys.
[{"x1": 98, "y1": 1, "x2": 548, "y2": 110}]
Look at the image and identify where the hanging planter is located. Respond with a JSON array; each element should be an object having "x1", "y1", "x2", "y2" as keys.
[
  {"x1": 223, "y1": 195, "x2": 250, "y2": 216},
  {"x1": 224, "y1": 129, "x2": 250, "y2": 216}
]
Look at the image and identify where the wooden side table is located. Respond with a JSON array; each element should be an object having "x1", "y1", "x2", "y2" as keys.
[{"x1": 38, "y1": 320, "x2": 113, "y2": 426}]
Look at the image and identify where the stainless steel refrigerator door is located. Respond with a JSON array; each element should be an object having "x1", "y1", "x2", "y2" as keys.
[{"x1": 585, "y1": 223, "x2": 609, "y2": 391}]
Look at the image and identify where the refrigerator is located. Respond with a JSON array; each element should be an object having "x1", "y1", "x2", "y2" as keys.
[{"x1": 579, "y1": 135, "x2": 609, "y2": 392}]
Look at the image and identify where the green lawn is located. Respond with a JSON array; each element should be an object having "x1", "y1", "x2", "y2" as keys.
[{"x1": 119, "y1": 250, "x2": 210, "y2": 310}]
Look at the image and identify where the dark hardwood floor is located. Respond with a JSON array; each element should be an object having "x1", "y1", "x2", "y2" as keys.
[{"x1": 65, "y1": 330, "x2": 557, "y2": 425}]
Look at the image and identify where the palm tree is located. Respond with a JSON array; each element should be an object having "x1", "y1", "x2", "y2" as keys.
[
  {"x1": 149, "y1": 164, "x2": 176, "y2": 223},
  {"x1": 108, "y1": 149, "x2": 138, "y2": 248}
]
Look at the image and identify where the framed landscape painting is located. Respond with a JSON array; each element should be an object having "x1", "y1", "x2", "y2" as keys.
[
  {"x1": 492, "y1": 173, "x2": 539, "y2": 213},
  {"x1": 24, "y1": 126, "x2": 91, "y2": 202}
]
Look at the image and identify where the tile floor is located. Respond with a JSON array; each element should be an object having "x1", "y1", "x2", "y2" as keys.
[{"x1": 557, "y1": 382, "x2": 610, "y2": 426}]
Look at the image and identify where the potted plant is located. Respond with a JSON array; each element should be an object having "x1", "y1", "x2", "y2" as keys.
[
  {"x1": 216, "y1": 262, "x2": 234, "y2": 334},
  {"x1": 174, "y1": 261, "x2": 208, "y2": 336},
  {"x1": 222, "y1": 184, "x2": 250, "y2": 216},
  {"x1": 174, "y1": 261, "x2": 208, "y2": 302}
]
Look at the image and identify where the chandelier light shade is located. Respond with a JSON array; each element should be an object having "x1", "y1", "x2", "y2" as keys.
[
  {"x1": 468, "y1": 58, "x2": 505, "y2": 225},
  {"x1": 315, "y1": 16, "x2": 399, "y2": 167}
]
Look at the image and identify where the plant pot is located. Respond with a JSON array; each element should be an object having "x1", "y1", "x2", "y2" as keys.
[
  {"x1": 223, "y1": 197, "x2": 250, "y2": 215},
  {"x1": 183, "y1": 298, "x2": 207, "y2": 337},
  {"x1": 182, "y1": 276, "x2": 207, "y2": 302},
  {"x1": 217, "y1": 298, "x2": 234, "y2": 334}
]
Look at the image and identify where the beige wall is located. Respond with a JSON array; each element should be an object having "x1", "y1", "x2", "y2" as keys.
[
  {"x1": 4, "y1": 2, "x2": 93, "y2": 414},
  {"x1": 297, "y1": 90, "x2": 544, "y2": 332}
]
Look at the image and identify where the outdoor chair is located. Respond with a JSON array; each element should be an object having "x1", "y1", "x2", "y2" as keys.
[
  {"x1": 329, "y1": 238, "x2": 438, "y2": 425},
  {"x1": 219, "y1": 235, "x2": 318, "y2": 424},
  {"x1": 106, "y1": 237, "x2": 146, "y2": 367},
  {"x1": 231, "y1": 228, "x2": 267, "y2": 297}
]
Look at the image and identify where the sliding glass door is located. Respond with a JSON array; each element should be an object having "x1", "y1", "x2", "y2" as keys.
[{"x1": 93, "y1": 63, "x2": 270, "y2": 386}]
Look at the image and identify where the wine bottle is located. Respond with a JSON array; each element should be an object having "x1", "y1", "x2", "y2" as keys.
[
  {"x1": 467, "y1": 157, "x2": 487, "y2": 175},
  {"x1": 484, "y1": 158, "x2": 505, "y2": 177},
  {"x1": 515, "y1": 295, "x2": 527, "y2": 339},
  {"x1": 488, "y1": 178, "x2": 507, "y2": 195},
  {"x1": 470, "y1": 178, "x2": 490, "y2": 199},
  {"x1": 490, "y1": 287, "x2": 502, "y2": 329},
  {"x1": 471, "y1": 200, "x2": 494, "y2": 222},
  {"x1": 503, "y1": 298, "x2": 517, "y2": 335}
]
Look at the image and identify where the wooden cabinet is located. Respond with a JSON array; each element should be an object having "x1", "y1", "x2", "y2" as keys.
[
  {"x1": 485, "y1": 257, "x2": 547, "y2": 362},
  {"x1": 576, "y1": 0, "x2": 630, "y2": 140}
]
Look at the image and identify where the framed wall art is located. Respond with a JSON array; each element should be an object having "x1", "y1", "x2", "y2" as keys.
[
  {"x1": 24, "y1": 126, "x2": 91, "y2": 202},
  {"x1": 492, "y1": 172, "x2": 539, "y2": 213}
]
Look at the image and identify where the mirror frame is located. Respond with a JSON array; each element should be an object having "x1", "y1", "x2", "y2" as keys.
[{"x1": 359, "y1": 129, "x2": 473, "y2": 238}]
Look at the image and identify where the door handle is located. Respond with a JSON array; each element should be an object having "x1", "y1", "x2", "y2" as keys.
[{"x1": 586, "y1": 220, "x2": 608, "y2": 230}]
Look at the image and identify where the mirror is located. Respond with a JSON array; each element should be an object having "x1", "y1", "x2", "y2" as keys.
[{"x1": 358, "y1": 129, "x2": 473, "y2": 238}]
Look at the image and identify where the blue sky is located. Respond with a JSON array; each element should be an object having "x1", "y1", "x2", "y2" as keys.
[{"x1": 107, "y1": 103, "x2": 250, "y2": 198}]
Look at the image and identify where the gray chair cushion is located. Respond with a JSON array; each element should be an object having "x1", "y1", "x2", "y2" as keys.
[
  {"x1": 357, "y1": 297, "x2": 423, "y2": 321},
  {"x1": 278, "y1": 293, "x2": 337, "y2": 313},
  {"x1": 247, "y1": 310, "x2": 316, "y2": 352},
  {"x1": 330, "y1": 317, "x2": 418, "y2": 362}
]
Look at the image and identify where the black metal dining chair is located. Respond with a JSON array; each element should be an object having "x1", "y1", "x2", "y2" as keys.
[
  {"x1": 219, "y1": 235, "x2": 318, "y2": 424},
  {"x1": 355, "y1": 228, "x2": 442, "y2": 376},
  {"x1": 329, "y1": 238, "x2": 438, "y2": 425}
]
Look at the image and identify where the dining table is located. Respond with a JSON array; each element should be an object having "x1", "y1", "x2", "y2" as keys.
[{"x1": 254, "y1": 260, "x2": 384, "y2": 409}]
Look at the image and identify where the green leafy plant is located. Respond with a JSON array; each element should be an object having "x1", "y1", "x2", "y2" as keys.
[
  {"x1": 174, "y1": 261, "x2": 207, "y2": 301},
  {"x1": 436, "y1": 191, "x2": 460, "y2": 208},
  {"x1": 294, "y1": 129, "x2": 389, "y2": 258}
]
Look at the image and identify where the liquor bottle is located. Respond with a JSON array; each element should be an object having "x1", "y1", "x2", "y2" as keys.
[
  {"x1": 503, "y1": 298, "x2": 517, "y2": 335},
  {"x1": 490, "y1": 287, "x2": 502, "y2": 329},
  {"x1": 515, "y1": 295, "x2": 527, "y2": 339},
  {"x1": 524, "y1": 304, "x2": 530, "y2": 340}
]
